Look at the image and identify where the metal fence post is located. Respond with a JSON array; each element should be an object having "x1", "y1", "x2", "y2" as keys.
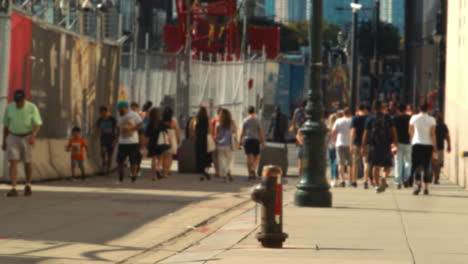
[{"x1": 0, "y1": 11, "x2": 11, "y2": 181}]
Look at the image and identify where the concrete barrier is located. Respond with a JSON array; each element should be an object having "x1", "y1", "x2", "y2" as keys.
[
  {"x1": 0, "y1": 138, "x2": 105, "y2": 183},
  {"x1": 257, "y1": 143, "x2": 289, "y2": 177}
]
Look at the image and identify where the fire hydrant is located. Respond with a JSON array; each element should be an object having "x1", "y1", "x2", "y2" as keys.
[{"x1": 251, "y1": 165, "x2": 288, "y2": 248}]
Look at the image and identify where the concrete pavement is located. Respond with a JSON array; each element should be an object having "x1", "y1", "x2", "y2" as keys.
[
  {"x1": 0, "y1": 156, "x2": 270, "y2": 264},
  {"x1": 159, "y1": 180, "x2": 468, "y2": 264}
]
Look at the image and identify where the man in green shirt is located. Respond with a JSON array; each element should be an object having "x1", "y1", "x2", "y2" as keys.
[{"x1": 2, "y1": 90, "x2": 42, "y2": 197}]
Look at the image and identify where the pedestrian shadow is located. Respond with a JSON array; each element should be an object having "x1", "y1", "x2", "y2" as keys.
[
  {"x1": 333, "y1": 206, "x2": 468, "y2": 216},
  {"x1": 282, "y1": 246, "x2": 383, "y2": 251}
]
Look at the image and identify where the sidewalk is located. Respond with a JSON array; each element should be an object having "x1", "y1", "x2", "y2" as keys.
[{"x1": 159, "y1": 180, "x2": 468, "y2": 264}]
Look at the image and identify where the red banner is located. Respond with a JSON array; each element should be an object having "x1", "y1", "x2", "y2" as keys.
[
  {"x1": 164, "y1": 24, "x2": 184, "y2": 53},
  {"x1": 8, "y1": 12, "x2": 32, "y2": 102},
  {"x1": 248, "y1": 26, "x2": 280, "y2": 60}
]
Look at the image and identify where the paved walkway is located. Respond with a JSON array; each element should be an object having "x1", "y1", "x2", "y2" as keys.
[{"x1": 159, "y1": 180, "x2": 468, "y2": 264}]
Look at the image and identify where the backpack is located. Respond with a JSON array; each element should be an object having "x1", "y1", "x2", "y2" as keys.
[{"x1": 369, "y1": 115, "x2": 392, "y2": 145}]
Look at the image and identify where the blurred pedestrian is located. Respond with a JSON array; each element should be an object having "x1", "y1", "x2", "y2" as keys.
[
  {"x1": 350, "y1": 104, "x2": 370, "y2": 188},
  {"x1": 432, "y1": 111, "x2": 451, "y2": 185},
  {"x1": 332, "y1": 108, "x2": 353, "y2": 187},
  {"x1": 130, "y1": 102, "x2": 144, "y2": 177},
  {"x1": 239, "y1": 106, "x2": 265, "y2": 181},
  {"x1": 211, "y1": 107, "x2": 223, "y2": 178},
  {"x1": 145, "y1": 107, "x2": 170, "y2": 181},
  {"x1": 327, "y1": 112, "x2": 341, "y2": 187},
  {"x1": 290, "y1": 100, "x2": 307, "y2": 133},
  {"x1": 296, "y1": 129, "x2": 304, "y2": 177},
  {"x1": 66, "y1": 127, "x2": 89, "y2": 181},
  {"x1": 2, "y1": 90, "x2": 42, "y2": 197},
  {"x1": 214, "y1": 109, "x2": 237, "y2": 182},
  {"x1": 95, "y1": 106, "x2": 117, "y2": 174},
  {"x1": 162, "y1": 107, "x2": 180, "y2": 178},
  {"x1": 393, "y1": 103, "x2": 412, "y2": 188},
  {"x1": 409, "y1": 103, "x2": 437, "y2": 195},
  {"x1": 268, "y1": 107, "x2": 288, "y2": 143},
  {"x1": 362, "y1": 100, "x2": 398, "y2": 193},
  {"x1": 141, "y1": 101, "x2": 153, "y2": 129},
  {"x1": 195, "y1": 107, "x2": 212, "y2": 181},
  {"x1": 115, "y1": 101, "x2": 143, "y2": 183}
]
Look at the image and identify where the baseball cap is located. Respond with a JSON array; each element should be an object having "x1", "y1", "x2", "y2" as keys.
[
  {"x1": 116, "y1": 101, "x2": 129, "y2": 110},
  {"x1": 14, "y1": 90, "x2": 25, "y2": 102}
]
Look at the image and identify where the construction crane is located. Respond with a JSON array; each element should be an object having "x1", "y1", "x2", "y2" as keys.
[{"x1": 175, "y1": 0, "x2": 240, "y2": 60}]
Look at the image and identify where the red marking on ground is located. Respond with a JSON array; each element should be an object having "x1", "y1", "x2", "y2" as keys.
[
  {"x1": 113, "y1": 211, "x2": 139, "y2": 217},
  {"x1": 0, "y1": 237, "x2": 8, "y2": 240},
  {"x1": 218, "y1": 228, "x2": 252, "y2": 233},
  {"x1": 198, "y1": 227, "x2": 210, "y2": 233}
]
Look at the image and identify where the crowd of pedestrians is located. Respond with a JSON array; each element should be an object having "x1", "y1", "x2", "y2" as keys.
[
  {"x1": 1, "y1": 88, "x2": 452, "y2": 198},
  {"x1": 326, "y1": 100, "x2": 451, "y2": 195}
]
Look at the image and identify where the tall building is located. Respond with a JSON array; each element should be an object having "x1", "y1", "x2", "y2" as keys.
[
  {"x1": 275, "y1": 0, "x2": 288, "y2": 23},
  {"x1": 288, "y1": 0, "x2": 307, "y2": 22},
  {"x1": 265, "y1": 0, "x2": 275, "y2": 18},
  {"x1": 380, "y1": 0, "x2": 405, "y2": 34},
  {"x1": 443, "y1": 0, "x2": 466, "y2": 188},
  {"x1": 323, "y1": 0, "x2": 374, "y2": 31}
]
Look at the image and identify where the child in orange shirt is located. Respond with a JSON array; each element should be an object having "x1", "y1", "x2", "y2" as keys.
[{"x1": 66, "y1": 127, "x2": 89, "y2": 180}]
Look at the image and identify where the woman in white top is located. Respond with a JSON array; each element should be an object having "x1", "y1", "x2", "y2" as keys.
[{"x1": 214, "y1": 109, "x2": 237, "y2": 182}]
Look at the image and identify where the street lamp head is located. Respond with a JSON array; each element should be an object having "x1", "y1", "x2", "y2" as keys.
[
  {"x1": 80, "y1": 0, "x2": 93, "y2": 12},
  {"x1": 350, "y1": 3, "x2": 363, "y2": 13}
]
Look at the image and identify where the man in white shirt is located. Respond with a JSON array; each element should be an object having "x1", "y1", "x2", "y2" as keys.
[
  {"x1": 115, "y1": 101, "x2": 143, "y2": 183},
  {"x1": 332, "y1": 108, "x2": 353, "y2": 187},
  {"x1": 409, "y1": 103, "x2": 437, "y2": 195}
]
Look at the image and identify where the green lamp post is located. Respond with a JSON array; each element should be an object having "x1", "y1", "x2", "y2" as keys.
[{"x1": 294, "y1": 0, "x2": 332, "y2": 207}]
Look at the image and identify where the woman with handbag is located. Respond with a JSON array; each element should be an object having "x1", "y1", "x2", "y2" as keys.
[
  {"x1": 195, "y1": 107, "x2": 213, "y2": 181},
  {"x1": 145, "y1": 108, "x2": 171, "y2": 181},
  {"x1": 214, "y1": 109, "x2": 237, "y2": 182},
  {"x1": 162, "y1": 107, "x2": 180, "y2": 178}
]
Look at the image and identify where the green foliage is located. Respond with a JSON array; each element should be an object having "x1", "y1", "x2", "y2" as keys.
[
  {"x1": 247, "y1": 18, "x2": 341, "y2": 53},
  {"x1": 283, "y1": 20, "x2": 341, "y2": 52}
]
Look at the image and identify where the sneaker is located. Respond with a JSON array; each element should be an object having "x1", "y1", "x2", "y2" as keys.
[
  {"x1": 381, "y1": 178, "x2": 389, "y2": 188},
  {"x1": 24, "y1": 185, "x2": 32, "y2": 196},
  {"x1": 433, "y1": 180, "x2": 440, "y2": 185},
  {"x1": 423, "y1": 189, "x2": 429, "y2": 195},
  {"x1": 131, "y1": 176, "x2": 137, "y2": 183},
  {"x1": 352, "y1": 182, "x2": 358, "y2": 188},
  {"x1": 397, "y1": 184, "x2": 402, "y2": 190},
  {"x1": 375, "y1": 186, "x2": 386, "y2": 194},
  {"x1": 6, "y1": 189, "x2": 18, "y2": 197},
  {"x1": 364, "y1": 182, "x2": 369, "y2": 189},
  {"x1": 413, "y1": 185, "x2": 422, "y2": 196},
  {"x1": 339, "y1": 182, "x2": 346, "y2": 188}
]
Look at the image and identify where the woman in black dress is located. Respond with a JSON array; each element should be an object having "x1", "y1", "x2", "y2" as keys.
[
  {"x1": 145, "y1": 108, "x2": 170, "y2": 181},
  {"x1": 195, "y1": 107, "x2": 212, "y2": 181}
]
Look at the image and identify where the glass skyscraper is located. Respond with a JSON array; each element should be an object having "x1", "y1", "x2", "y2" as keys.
[
  {"x1": 380, "y1": 0, "x2": 405, "y2": 34},
  {"x1": 322, "y1": 0, "x2": 375, "y2": 31}
]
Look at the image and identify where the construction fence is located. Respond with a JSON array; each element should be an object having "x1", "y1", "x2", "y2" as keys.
[
  {"x1": 0, "y1": 11, "x2": 121, "y2": 181},
  {"x1": 119, "y1": 52, "x2": 267, "y2": 127}
]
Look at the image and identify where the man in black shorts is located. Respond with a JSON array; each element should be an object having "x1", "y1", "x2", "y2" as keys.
[
  {"x1": 115, "y1": 101, "x2": 143, "y2": 183},
  {"x1": 239, "y1": 106, "x2": 265, "y2": 180},
  {"x1": 362, "y1": 100, "x2": 398, "y2": 193},
  {"x1": 95, "y1": 106, "x2": 117, "y2": 174}
]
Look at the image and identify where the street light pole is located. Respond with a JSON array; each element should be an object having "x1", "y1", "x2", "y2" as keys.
[
  {"x1": 371, "y1": 0, "x2": 380, "y2": 101},
  {"x1": 350, "y1": 0, "x2": 360, "y2": 114},
  {"x1": 295, "y1": 0, "x2": 332, "y2": 208}
]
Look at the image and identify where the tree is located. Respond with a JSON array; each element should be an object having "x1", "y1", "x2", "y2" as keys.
[
  {"x1": 358, "y1": 21, "x2": 401, "y2": 58},
  {"x1": 246, "y1": 18, "x2": 341, "y2": 53},
  {"x1": 284, "y1": 20, "x2": 341, "y2": 52}
]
